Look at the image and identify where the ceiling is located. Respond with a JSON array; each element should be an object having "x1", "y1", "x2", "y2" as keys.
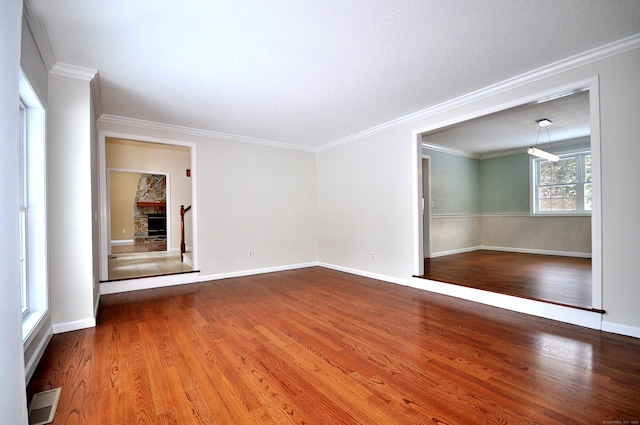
[
  {"x1": 422, "y1": 89, "x2": 591, "y2": 157},
  {"x1": 25, "y1": 1, "x2": 640, "y2": 151}
]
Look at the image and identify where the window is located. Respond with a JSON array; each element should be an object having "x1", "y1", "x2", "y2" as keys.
[
  {"x1": 19, "y1": 100, "x2": 28, "y2": 315},
  {"x1": 19, "y1": 69, "x2": 48, "y2": 342},
  {"x1": 531, "y1": 150, "x2": 591, "y2": 215}
]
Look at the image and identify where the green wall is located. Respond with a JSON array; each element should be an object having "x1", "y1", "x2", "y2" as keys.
[
  {"x1": 426, "y1": 149, "x2": 480, "y2": 215},
  {"x1": 479, "y1": 153, "x2": 530, "y2": 214},
  {"x1": 425, "y1": 141, "x2": 590, "y2": 215}
]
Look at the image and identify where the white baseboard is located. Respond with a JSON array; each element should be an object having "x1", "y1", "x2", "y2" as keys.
[
  {"x1": 318, "y1": 262, "x2": 407, "y2": 285},
  {"x1": 101, "y1": 272, "x2": 200, "y2": 295},
  {"x1": 97, "y1": 261, "x2": 637, "y2": 339},
  {"x1": 431, "y1": 246, "x2": 591, "y2": 258},
  {"x1": 52, "y1": 317, "x2": 96, "y2": 334},
  {"x1": 430, "y1": 246, "x2": 480, "y2": 258},
  {"x1": 407, "y1": 276, "x2": 602, "y2": 329},
  {"x1": 100, "y1": 262, "x2": 320, "y2": 295},
  {"x1": 601, "y1": 321, "x2": 640, "y2": 339},
  {"x1": 198, "y1": 262, "x2": 319, "y2": 282},
  {"x1": 110, "y1": 239, "x2": 133, "y2": 246},
  {"x1": 319, "y1": 262, "x2": 602, "y2": 330},
  {"x1": 481, "y1": 245, "x2": 592, "y2": 258}
]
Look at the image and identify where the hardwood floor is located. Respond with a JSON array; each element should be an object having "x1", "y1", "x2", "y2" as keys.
[
  {"x1": 420, "y1": 250, "x2": 593, "y2": 310},
  {"x1": 28, "y1": 267, "x2": 640, "y2": 424}
]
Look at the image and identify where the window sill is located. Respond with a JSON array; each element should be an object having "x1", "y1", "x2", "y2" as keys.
[{"x1": 23, "y1": 309, "x2": 46, "y2": 346}]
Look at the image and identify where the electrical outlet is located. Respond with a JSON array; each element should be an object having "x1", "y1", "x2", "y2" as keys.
[
  {"x1": 122, "y1": 229, "x2": 126, "y2": 234},
  {"x1": 371, "y1": 252, "x2": 375, "y2": 259},
  {"x1": 248, "y1": 250, "x2": 253, "y2": 257}
]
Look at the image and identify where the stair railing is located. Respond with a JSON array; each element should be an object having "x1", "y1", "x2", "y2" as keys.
[{"x1": 180, "y1": 204, "x2": 192, "y2": 260}]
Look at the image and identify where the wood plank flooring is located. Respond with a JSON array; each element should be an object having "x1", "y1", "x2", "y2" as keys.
[
  {"x1": 28, "y1": 267, "x2": 640, "y2": 424},
  {"x1": 420, "y1": 250, "x2": 593, "y2": 310}
]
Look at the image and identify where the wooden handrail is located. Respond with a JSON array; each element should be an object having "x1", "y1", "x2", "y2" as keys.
[{"x1": 180, "y1": 204, "x2": 192, "y2": 260}]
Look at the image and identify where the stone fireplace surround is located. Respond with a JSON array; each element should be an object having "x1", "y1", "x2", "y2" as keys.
[{"x1": 133, "y1": 174, "x2": 166, "y2": 244}]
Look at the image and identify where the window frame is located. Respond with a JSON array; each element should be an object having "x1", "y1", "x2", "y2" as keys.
[
  {"x1": 530, "y1": 148, "x2": 592, "y2": 216},
  {"x1": 19, "y1": 69, "x2": 48, "y2": 343}
]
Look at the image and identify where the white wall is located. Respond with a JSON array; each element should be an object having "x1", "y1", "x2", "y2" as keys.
[
  {"x1": 198, "y1": 139, "x2": 317, "y2": 276},
  {"x1": 48, "y1": 72, "x2": 97, "y2": 332},
  {"x1": 98, "y1": 121, "x2": 318, "y2": 279},
  {"x1": 596, "y1": 49, "x2": 640, "y2": 334},
  {"x1": 317, "y1": 46, "x2": 640, "y2": 334},
  {"x1": 0, "y1": 0, "x2": 29, "y2": 423},
  {"x1": 317, "y1": 126, "x2": 415, "y2": 278}
]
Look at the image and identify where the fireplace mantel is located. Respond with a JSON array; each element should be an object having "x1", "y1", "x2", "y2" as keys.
[{"x1": 136, "y1": 201, "x2": 166, "y2": 208}]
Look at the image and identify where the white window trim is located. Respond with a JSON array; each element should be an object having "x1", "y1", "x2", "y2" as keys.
[
  {"x1": 19, "y1": 69, "x2": 49, "y2": 343},
  {"x1": 529, "y1": 148, "x2": 592, "y2": 216}
]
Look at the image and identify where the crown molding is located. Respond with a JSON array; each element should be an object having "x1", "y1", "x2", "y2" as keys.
[
  {"x1": 50, "y1": 62, "x2": 98, "y2": 81},
  {"x1": 318, "y1": 33, "x2": 640, "y2": 153},
  {"x1": 98, "y1": 114, "x2": 316, "y2": 153},
  {"x1": 23, "y1": 0, "x2": 56, "y2": 71},
  {"x1": 423, "y1": 136, "x2": 591, "y2": 161},
  {"x1": 421, "y1": 143, "x2": 480, "y2": 159}
]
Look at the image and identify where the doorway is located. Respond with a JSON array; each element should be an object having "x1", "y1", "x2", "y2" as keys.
[
  {"x1": 99, "y1": 133, "x2": 198, "y2": 282},
  {"x1": 422, "y1": 157, "x2": 431, "y2": 259},
  {"x1": 413, "y1": 79, "x2": 602, "y2": 313}
]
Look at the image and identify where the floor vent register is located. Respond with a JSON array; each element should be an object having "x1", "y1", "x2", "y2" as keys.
[{"x1": 28, "y1": 388, "x2": 61, "y2": 425}]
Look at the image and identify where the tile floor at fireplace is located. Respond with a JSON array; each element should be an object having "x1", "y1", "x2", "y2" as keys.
[{"x1": 107, "y1": 251, "x2": 192, "y2": 280}]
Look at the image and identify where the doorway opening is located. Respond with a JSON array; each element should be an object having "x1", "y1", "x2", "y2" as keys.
[
  {"x1": 99, "y1": 133, "x2": 198, "y2": 283},
  {"x1": 413, "y1": 78, "x2": 602, "y2": 313}
]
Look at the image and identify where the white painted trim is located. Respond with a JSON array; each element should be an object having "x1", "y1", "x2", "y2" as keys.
[
  {"x1": 94, "y1": 288, "x2": 101, "y2": 319},
  {"x1": 413, "y1": 77, "x2": 603, "y2": 328},
  {"x1": 198, "y1": 262, "x2": 319, "y2": 282},
  {"x1": 319, "y1": 262, "x2": 602, "y2": 329},
  {"x1": 50, "y1": 62, "x2": 98, "y2": 81},
  {"x1": 24, "y1": 327, "x2": 52, "y2": 384},
  {"x1": 100, "y1": 272, "x2": 201, "y2": 295},
  {"x1": 481, "y1": 246, "x2": 591, "y2": 258},
  {"x1": 430, "y1": 246, "x2": 481, "y2": 258},
  {"x1": 52, "y1": 317, "x2": 96, "y2": 334},
  {"x1": 319, "y1": 263, "x2": 407, "y2": 286},
  {"x1": 111, "y1": 239, "x2": 134, "y2": 246},
  {"x1": 430, "y1": 245, "x2": 591, "y2": 259},
  {"x1": 588, "y1": 77, "x2": 603, "y2": 311},
  {"x1": 413, "y1": 132, "x2": 424, "y2": 274},
  {"x1": 101, "y1": 262, "x2": 320, "y2": 295},
  {"x1": 98, "y1": 114, "x2": 315, "y2": 153},
  {"x1": 407, "y1": 277, "x2": 602, "y2": 330},
  {"x1": 320, "y1": 34, "x2": 640, "y2": 152},
  {"x1": 98, "y1": 130, "x2": 199, "y2": 281},
  {"x1": 90, "y1": 73, "x2": 103, "y2": 120},
  {"x1": 102, "y1": 263, "x2": 640, "y2": 338},
  {"x1": 421, "y1": 142, "x2": 480, "y2": 159},
  {"x1": 602, "y1": 321, "x2": 640, "y2": 339},
  {"x1": 22, "y1": 1, "x2": 56, "y2": 71}
]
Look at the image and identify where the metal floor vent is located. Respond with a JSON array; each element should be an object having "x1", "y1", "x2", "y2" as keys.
[{"x1": 28, "y1": 388, "x2": 61, "y2": 425}]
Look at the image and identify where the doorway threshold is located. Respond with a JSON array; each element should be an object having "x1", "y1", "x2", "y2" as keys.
[
  {"x1": 413, "y1": 274, "x2": 604, "y2": 314},
  {"x1": 100, "y1": 270, "x2": 200, "y2": 295}
]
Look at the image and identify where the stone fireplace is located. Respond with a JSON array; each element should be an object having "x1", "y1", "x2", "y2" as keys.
[{"x1": 133, "y1": 174, "x2": 166, "y2": 243}]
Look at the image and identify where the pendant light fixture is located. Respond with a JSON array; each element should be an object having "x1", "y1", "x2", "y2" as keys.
[{"x1": 528, "y1": 118, "x2": 559, "y2": 162}]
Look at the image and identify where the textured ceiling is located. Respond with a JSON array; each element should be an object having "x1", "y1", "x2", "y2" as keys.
[
  {"x1": 422, "y1": 90, "x2": 591, "y2": 157},
  {"x1": 25, "y1": 0, "x2": 640, "y2": 150}
]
